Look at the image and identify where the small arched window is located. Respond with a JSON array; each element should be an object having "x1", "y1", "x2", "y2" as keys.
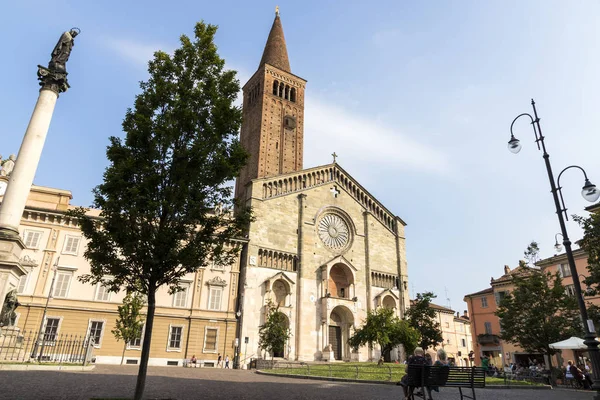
[
  {"x1": 273, "y1": 80, "x2": 279, "y2": 96},
  {"x1": 284, "y1": 85, "x2": 290, "y2": 100},
  {"x1": 290, "y1": 88, "x2": 296, "y2": 102}
]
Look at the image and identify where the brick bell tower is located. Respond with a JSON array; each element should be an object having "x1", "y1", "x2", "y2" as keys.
[{"x1": 235, "y1": 9, "x2": 307, "y2": 201}]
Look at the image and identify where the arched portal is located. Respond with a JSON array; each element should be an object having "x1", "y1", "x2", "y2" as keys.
[
  {"x1": 382, "y1": 295, "x2": 396, "y2": 309},
  {"x1": 272, "y1": 279, "x2": 291, "y2": 307},
  {"x1": 328, "y1": 263, "x2": 354, "y2": 299},
  {"x1": 328, "y1": 306, "x2": 354, "y2": 361}
]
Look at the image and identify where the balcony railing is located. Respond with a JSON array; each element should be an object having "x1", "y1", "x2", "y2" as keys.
[{"x1": 477, "y1": 334, "x2": 500, "y2": 345}]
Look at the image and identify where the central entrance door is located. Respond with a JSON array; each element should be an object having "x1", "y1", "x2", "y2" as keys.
[{"x1": 328, "y1": 326, "x2": 342, "y2": 360}]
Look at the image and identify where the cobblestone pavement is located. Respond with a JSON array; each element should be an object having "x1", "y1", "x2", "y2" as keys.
[{"x1": 0, "y1": 365, "x2": 594, "y2": 400}]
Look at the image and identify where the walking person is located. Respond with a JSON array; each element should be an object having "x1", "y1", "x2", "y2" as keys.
[
  {"x1": 225, "y1": 355, "x2": 230, "y2": 369},
  {"x1": 217, "y1": 353, "x2": 222, "y2": 368}
]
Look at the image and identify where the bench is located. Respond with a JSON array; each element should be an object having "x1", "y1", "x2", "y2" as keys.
[{"x1": 405, "y1": 365, "x2": 486, "y2": 400}]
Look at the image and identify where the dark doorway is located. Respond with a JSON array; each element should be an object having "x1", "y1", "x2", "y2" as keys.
[
  {"x1": 329, "y1": 326, "x2": 342, "y2": 360},
  {"x1": 273, "y1": 347, "x2": 284, "y2": 358}
]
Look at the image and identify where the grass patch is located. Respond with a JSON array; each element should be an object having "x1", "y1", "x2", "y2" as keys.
[
  {"x1": 269, "y1": 362, "x2": 405, "y2": 382},
  {"x1": 268, "y1": 363, "x2": 546, "y2": 386}
]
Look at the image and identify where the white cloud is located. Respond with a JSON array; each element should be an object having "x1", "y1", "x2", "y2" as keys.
[
  {"x1": 101, "y1": 39, "x2": 450, "y2": 176},
  {"x1": 304, "y1": 96, "x2": 452, "y2": 175},
  {"x1": 103, "y1": 38, "x2": 169, "y2": 68}
]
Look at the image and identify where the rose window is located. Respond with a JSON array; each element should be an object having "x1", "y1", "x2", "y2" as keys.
[{"x1": 318, "y1": 214, "x2": 350, "y2": 249}]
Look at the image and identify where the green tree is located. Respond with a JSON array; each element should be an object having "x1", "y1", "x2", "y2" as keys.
[
  {"x1": 405, "y1": 292, "x2": 444, "y2": 350},
  {"x1": 258, "y1": 301, "x2": 291, "y2": 360},
  {"x1": 68, "y1": 22, "x2": 251, "y2": 400},
  {"x1": 524, "y1": 241, "x2": 540, "y2": 266},
  {"x1": 348, "y1": 307, "x2": 419, "y2": 361},
  {"x1": 112, "y1": 292, "x2": 146, "y2": 365},
  {"x1": 574, "y1": 213, "x2": 600, "y2": 295},
  {"x1": 495, "y1": 270, "x2": 582, "y2": 370}
]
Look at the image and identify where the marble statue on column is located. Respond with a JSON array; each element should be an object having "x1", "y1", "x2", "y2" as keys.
[
  {"x1": 0, "y1": 155, "x2": 16, "y2": 177},
  {"x1": 37, "y1": 28, "x2": 80, "y2": 94},
  {"x1": 0, "y1": 290, "x2": 20, "y2": 327}
]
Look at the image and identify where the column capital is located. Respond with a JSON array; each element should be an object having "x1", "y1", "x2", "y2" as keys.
[{"x1": 37, "y1": 66, "x2": 69, "y2": 95}]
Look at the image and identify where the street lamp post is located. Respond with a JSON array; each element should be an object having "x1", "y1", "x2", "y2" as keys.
[{"x1": 508, "y1": 99, "x2": 600, "y2": 396}]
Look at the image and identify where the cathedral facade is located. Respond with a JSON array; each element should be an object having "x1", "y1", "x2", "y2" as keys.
[{"x1": 236, "y1": 13, "x2": 409, "y2": 362}]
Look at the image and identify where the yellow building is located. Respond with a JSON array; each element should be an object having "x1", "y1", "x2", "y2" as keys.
[{"x1": 5, "y1": 178, "x2": 241, "y2": 366}]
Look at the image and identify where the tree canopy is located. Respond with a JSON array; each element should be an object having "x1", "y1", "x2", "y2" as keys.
[
  {"x1": 495, "y1": 270, "x2": 582, "y2": 360},
  {"x1": 575, "y1": 213, "x2": 600, "y2": 295},
  {"x1": 69, "y1": 22, "x2": 251, "y2": 400},
  {"x1": 405, "y1": 292, "x2": 444, "y2": 350},
  {"x1": 348, "y1": 307, "x2": 419, "y2": 361}
]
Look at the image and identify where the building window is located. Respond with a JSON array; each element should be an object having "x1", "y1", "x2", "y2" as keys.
[
  {"x1": 208, "y1": 287, "x2": 223, "y2": 311},
  {"x1": 203, "y1": 327, "x2": 218, "y2": 353},
  {"x1": 62, "y1": 235, "x2": 81, "y2": 255},
  {"x1": 559, "y1": 263, "x2": 572, "y2": 277},
  {"x1": 44, "y1": 318, "x2": 61, "y2": 342},
  {"x1": 95, "y1": 284, "x2": 111, "y2": 302},
  {"x1": 211, "y1": 261, "x2": 225, "y2": 271},
  {"x1": 17, "y1": 273, "x2": 29, "y2": 294},
  {"x1": 172, "y1": 284, "x2": 189, "y2": 308},
  {"x1": 88, "y1": 320, "x2": 105, "y2": 347},
  {"x1": 53, "y1": 271, "x2": 73, "y2": 298},
  {"x1": 23, "y1": 230, "x2": 43, "y2": 249},
  {"x1": 565, "y1": 284, "x2": 576, "y2": 297},
  {"x1": 462, "y1": 338, "x2": 467, "y2": 347},
  {"x1": 481, "y1": 296, "x2": 488, "y2": 308},
  {"x1": 484, "y1": 322, "x2": 492, "y2": 334},
  {"x1": 168, "y1": 326, "x2": 183, "y2": 350},
  {"x1": 495, "y1": 291, "x2": 508, "y2": 305},
  {"x1": 128, "y1": 324, "x2": 144, "y2": 349}
]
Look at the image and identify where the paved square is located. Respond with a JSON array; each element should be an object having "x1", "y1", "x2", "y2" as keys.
[{"x1": 0, "y1": 365, "x2": 594, "y2": 399}]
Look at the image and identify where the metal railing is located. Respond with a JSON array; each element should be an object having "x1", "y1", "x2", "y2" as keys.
[{"x1": 0, "y1": 329, "x2": 94, "y2": 365}]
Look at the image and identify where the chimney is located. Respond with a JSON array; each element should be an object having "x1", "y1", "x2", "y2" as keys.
[
  {"x1": 463, "y1": 310, "x2": 469, "y2": 318},
  {"x1": 504, "y1": 265, "x2": 511, "y2": 274}
]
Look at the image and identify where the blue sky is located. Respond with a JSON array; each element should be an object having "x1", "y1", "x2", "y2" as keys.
[{"x1": 2, "y1": 1, "x2": 600, "y2": 312}]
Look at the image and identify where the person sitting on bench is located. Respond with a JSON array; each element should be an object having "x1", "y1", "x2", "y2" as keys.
[{"x1": 398, "y1": 347, "x2": 427, "y2": 400}]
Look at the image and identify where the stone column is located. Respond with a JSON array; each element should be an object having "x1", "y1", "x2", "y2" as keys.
[
  {"x1": 295, "y1": 193, "x2": 306, "y2": 360},
  {"x1": 0, "y1": 29, "x2": 78, "y2": 316},
  {"x1": 0, "y1": 88, "x2": 59, "y2": 316},
  {"x1": 0, "y1": 90, "x2": 58, "y2": 232}
]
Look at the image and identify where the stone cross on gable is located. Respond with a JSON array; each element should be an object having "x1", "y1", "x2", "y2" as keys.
[
  {"x1": 330, "y1": 186, "x2": 340, "y2": 198},
  {"x1": 331, "y1": 152, "x2": 338, "y2": 163}
]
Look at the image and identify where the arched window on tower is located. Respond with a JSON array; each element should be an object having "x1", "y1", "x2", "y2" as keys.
[
  {"x1": 278, "y1": 82, "x2": 284, "y2": 97},
  {"x1": 273, "y1": 80, "x2": 279, "y2": 96},
  {"x1": 284, "y1": 85, "x2": 290, "y2": 100},
  {"x1": 290, "y1": 88, "x2": 296, "y2": 102}
]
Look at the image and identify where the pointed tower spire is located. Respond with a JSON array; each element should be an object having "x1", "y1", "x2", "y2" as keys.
[{"x1": 259, "y1": 8, "x2": 291, "y2": 73}]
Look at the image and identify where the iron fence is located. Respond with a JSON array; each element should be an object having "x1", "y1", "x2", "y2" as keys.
[{"x1": 0, "y1": 328, "x2": 94, "y2": 365}]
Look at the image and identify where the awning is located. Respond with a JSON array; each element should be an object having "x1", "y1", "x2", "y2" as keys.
[{"x1": 549, "y1": 337, "x2": 588, "y2": 350}]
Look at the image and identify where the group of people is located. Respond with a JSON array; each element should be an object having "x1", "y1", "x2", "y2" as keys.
[
  {"x1": 565, "y1": 359, "x2": 593, "y2": 389},
  {"x1": 189, "y1": 353, "x2": 230, "y2": 368},
  {"x1": 398, "y1": 347, "x2": 449, "y2": 400}
]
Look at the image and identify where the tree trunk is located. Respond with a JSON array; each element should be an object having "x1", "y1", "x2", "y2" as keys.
[
  {"x1": 121, "y1": 342, "x2": 126, "y2": 365},
  {"x1": 134, "y1": 285, "x2": 156, "y2": 400}
]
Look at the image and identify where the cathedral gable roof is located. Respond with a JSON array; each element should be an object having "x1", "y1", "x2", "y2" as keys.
[
  {"x1": 255, "y1": 163, "x2": 406, "y2": 232},
  {"x1": 259, "y1": 13, "x2": 291, "y2": 73},
  {"x1": 320, "y1": 254, "x2": 357, "y2": 271},
  {"x1": 374, "y1": 288, "x2": 399, "y2": 300}
]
